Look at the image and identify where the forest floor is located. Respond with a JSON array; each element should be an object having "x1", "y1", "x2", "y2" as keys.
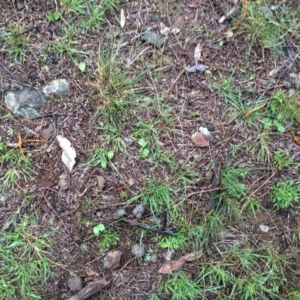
[{"x1": 1, "y1": 0, "x2": 300, "y2": 299}]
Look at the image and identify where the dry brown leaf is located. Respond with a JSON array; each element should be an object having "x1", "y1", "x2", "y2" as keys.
[
  {"x1": 85, "y1": 269, "x2": 99, "y2": 277},
  {"x1": 120, "y1": 9, "x2": 126, "y2": 28},
  {"x1": 56, "y1": 135, "x2": 76, "y2": 172},
  {"x1": 103, "y1": 250, "x2": 122, "y2": 270},
  {"x1": 194, "y1": 42, "x2": 202, "y2": 65},
  {"x1": 191, "y1": 132, "x2": 209, "y2": 147},
  {"x1": 158, "y1": 250, "x2": 202, "y2": 274}
]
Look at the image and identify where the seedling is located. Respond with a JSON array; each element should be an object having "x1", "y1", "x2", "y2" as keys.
[
  {"x1": 274, "y1": 150, "x2": 293, "y2": 170},
  {"x1": 159, "y1": 234, "x2": 188, "y2": 250},
  {"x1": 272, "y1": 180, "x2": 299, "y2": 210},
  {"x1": 137, "y1": 138, "x2": 150, "y2": 158},
  {"x1": 0, "y1": 218, "x2": 54, "y2": 299},
  {"x1": 159, "y1": 271, "x2": 203, "y2": 300},
  {"x1": 1, "y1": 25, "x2": 29, "y2": 62},
  {"x1": 47, "y1": 12, "x2": 60, "y2": 22},
  {"x1": 93, "y1": 223, "x2": 119, "y2": 249},
  {"x1": 86, "y1": 148, "x2": 114, "y2": 169}
]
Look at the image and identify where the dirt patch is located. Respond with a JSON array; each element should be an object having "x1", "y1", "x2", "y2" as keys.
[{"x1": 1, "y1": 0, "x2": 300, "y2": 299}]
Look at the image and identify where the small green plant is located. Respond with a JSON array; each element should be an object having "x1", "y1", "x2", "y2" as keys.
[
  {"x1": 0, "y1": 218, "x2": 54, "y2": 299},
  {"x1": 263, "y1": 98, "x2": 285, "y2": 133},
  {"x1": 92, "y1": 43, "x2": 143, "y2": 123},
  {"x1": 85, "y1": 147, "x2": 114, "y2": 169},
  {"x1": 0, "y1": 139, "x2": 33, "y2": 190},
  {"x1": 159, "y1": 271, "x2": 203, "y2": 300},
  {"x1": 1, "y1": 25, "x2": 29, "y2": 62},
  {"x1": 93, "y1": 223, "x2": 119, "y2": 249},
  {"x1": 159, "y1": 234, "x2": 188, "y2": 250},
  {"x1": 274, "y1": 150, "x2": 293, "y2": 170},
  {"x1": 128, "y1": 180, "x2": 174, "y2": 217},
  {"x1": 222, "y1": 167, "x2": 249, "y2": 199},
  {"x1": 60, "y1": 0, "x2": 86, "y2": 15},
  {"x1": 239, "y1": 0, "x2": 300, "y2": 56},
  {"x1": 272, "y1": 180, "x2": 299, "y2": 209},
  {"x1": 137, "y1": 138, "x2": 150, "y2": 158},
  {"x1": 47, "y1": 12, "x2": 60, "y2": 22}
]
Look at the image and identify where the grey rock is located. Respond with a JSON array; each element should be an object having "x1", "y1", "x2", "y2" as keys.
[
  {"x1": 133, "y1": 204, "x2": 145, "y2": 217},
  {"x1": 4, "y1": 87, "x2": 45, "y2": 119},
  {"x1": 67, "y1": 276, "x2": 83, "y2": 292},
  {"x1": 205, "y1": 170, "x2": 214, "y2": 181},
  {"x1": 142, "y1": 30, "x2": 167, "y2": 48},
  {"x1": 16, "y1": 2, "x2": 24, "y2": 10},
  {"x1": 0, "y1": 193, "x2": 7, "y2": 202},
  {"x1": 260, "y1": 6, "x2": 275, "y2": 20},
  {"x1": 206, "y1": 123, "x2": 215, "y2": 132},
  {"x1": 122, "y1": 136, "x2": 133, "y2": 145},
  {"x1": 79, "y1": 243, "x2": 88, "y2": 251},
  {"x1": 131, "y1": 244, "x2": 145, "y2": 257},
  {"x1": 283, "y1": 81, "x2": 292, "y2": 89},
  {"x1": 43, "y1": 78, "x2": 70, "y2": 97},
  {"x1": 150, "y1": 254, "x2": 158, "y2": 263},
  {"x1": 288, "y1": 89, "x2": 296, "y2": 98},
  {"x1": 151, "y1": 15, "x2": 160, "y2": 22},
  {"x1": 58, "y1": 173, "x2": 69, "y2": 191},
  {"x1": 136, "y1": 213, "x2": 142, "y2": 219},
  {"x1": 294, "y1": 77, "x2": 300, "y2": 90},
  {"x1": 0, "y1": 81, "x2": 10, "y2": 92},
  {"x1": 187, "y1": 64, "x2": 207, "y2": 73},
  {"x1": 114, "y1": 208, "x2": 127, "y2": 219},
  {"x1": 146, "y1": 216, "x2": 161, "y2": 224}
]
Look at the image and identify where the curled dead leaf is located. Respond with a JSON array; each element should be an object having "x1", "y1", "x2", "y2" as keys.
[
  {"x1": 191, "y1": 132, "x2": 209, "y2": 147},
  {"x1": 194, "y1": 42, "x2": 202, "y2": 65},
  {"x1": 120, "y1": 9, "x2": 126, "y2": 28},
  {"x1": 160, "y1": 22, "x2": 170, "y2": 36},
  {"x1": 85, "y1": 269, "x2": 99, "y2": 277},
  {"x1": 158, "y1": 250, "x2": 202, "y2": 274},
  {"x1": 56, "y1": 135, "x2": 76, "y2": 172}
]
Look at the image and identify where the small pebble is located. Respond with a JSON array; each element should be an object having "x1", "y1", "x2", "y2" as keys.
[
  {"x1": 150, "y1": 254, "x2": 158, "y2": 263},
  {"x1": 96, "y1": 176, "x2": 106, "y2": 190},
  {"x1": 205, "y1": 170, "x2": 214, "y2": 181},
  {"x1": 133, "y1": 204, "x2": 145, "y2": 217},
  {"x1": 79, "y1": 244, "x2": 88, "y2": 251},
  {"x1": 187, "y1": 64, "x2": 207, "y2": 73},
  {"x1": 122, "y1": 136, "x2": 134, "y2": 146},
  {"x1": 67, "y1": 276, "x2": 83, "y2": 292},
  {"x1": 128, "y1": 178, "x2": 135, "y2": 186},
  {"x1": 199, "y1": 126, "x2": 210, "y2": 136},
  {"x1": 151, "y1": 15, "x2": 160, "y2": 22},
  {"x1": 260, "y1": 6, "x2": 275, "y2": 20},
  {"x1": 136, "y1": 213, "x2": 142, "y2": 219},
  {"x1": 114, "y1": 208, "x2": 127, "y2": 219},
  {"x1": 58, "y1": 173, "x2": 69, "y2": 191},
  {"x1": 131, "y1": 244, "x2": 145, "y2": 257},
  {"x1": 206, "y1": 123, "x2": 215, "y2": 132},
  {"x1": 43, "y1": 78, "x2": 70, "y2": 97},
  {"x1": 294, "y1": 77, "x2": 300, "y2": 90},
  {"x1": 16, "y1": 2, "x2": 24, "y2": 10},
  {"x1": 163, "y1": 250, "x2": 175, "y2": 262},
  {"x1": 283, "y1": 80, "x2": 292, "y2": 89}
]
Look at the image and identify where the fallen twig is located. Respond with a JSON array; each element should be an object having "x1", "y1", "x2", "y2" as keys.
[
  {"x1": 206, "y1": 160, "x2": 222, "y2": 212},
  {"x1": 102, "y1": 219, "x2": 178, "y2": 236},
  {"x1": 67, "y1": 278, "x2": 109, "y2": 300}
]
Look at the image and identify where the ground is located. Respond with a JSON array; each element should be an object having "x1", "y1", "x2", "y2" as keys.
[{"x1": 1, "y1": 0, "x2": 300, "y2": 299}]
